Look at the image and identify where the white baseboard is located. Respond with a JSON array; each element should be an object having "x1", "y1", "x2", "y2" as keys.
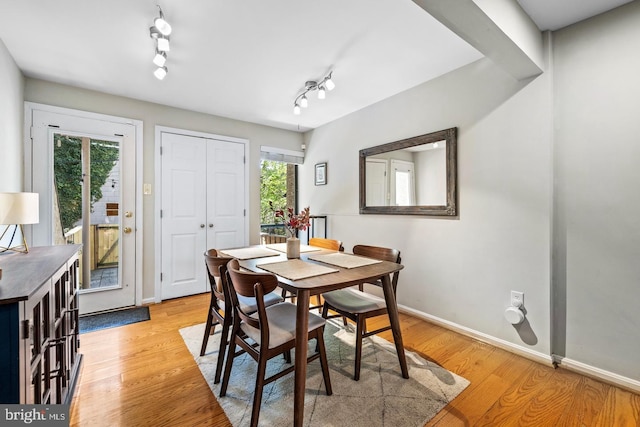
[
  {"x1": 398, "y1": 304, "x2": 553, "y2": 366},
  {"x1": 398, "y1": 304, "x2": 640, "y2": 394},
  {"x1": 553, "y1": 355, "x2": 640, "y2": 394}
]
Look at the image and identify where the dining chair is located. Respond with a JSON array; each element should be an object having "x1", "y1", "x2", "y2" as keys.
[
  {"x1": 200, "y1": 249, "x2": 282, "y2": 383},
  {"x1": 321, "y1": 244, "x2": 401, "y2": 381},
  {"x1": 308, "y1": 237, "x2": 344, "y2": 251},
  {"x1": 221, "y1": 259, "x2": 333, "y2": 427},
  {"x1": 282, "y1": 237, "x2": 344, "y2": 311}
]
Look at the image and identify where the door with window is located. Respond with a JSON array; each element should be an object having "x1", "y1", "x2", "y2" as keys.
[
  {"x1": 160, "y1": 131, "x2": 247, "y2": 300},
  {"x1": 390, "y1": 159, "x2": 416, "y2": 206},
  {"x1": 29, "y1": 108, "x2": 136, "y2": 314}
]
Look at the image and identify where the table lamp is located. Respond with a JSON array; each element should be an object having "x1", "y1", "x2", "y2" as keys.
[{"x1": 0, "y1": 192, "x2": 40, "y2": 253}]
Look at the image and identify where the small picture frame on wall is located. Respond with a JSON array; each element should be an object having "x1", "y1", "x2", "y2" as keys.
[{"x1": 315, "y1": 162, "x2": 327, "y2": 186}]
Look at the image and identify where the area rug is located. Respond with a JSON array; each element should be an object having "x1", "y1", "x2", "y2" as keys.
[
  {"x1": 79, "y1": 306, "x2": 150, "y2": 334},
  {"x1": 180, "y1": 319, "x2": 469, "y2": 426}
]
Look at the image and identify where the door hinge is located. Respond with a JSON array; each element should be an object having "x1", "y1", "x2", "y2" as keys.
[
  {"x1": 244, "y1": 209, "x2": 246, "y2": 217},
  {"x1": 160, "y1": 146, "x2": 163, "y2": 155},
  {"x1": 160, "y1": 273, "x2": 163, "y2": 281},
  {"x1": 29, "y1": 126, "x2": 35, "y2": 139},
  {"x1": 160, "y1": 210, "x2": 163, "y2": 218}
]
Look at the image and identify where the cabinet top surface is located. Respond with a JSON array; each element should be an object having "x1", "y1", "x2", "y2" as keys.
[{"x1": 0, "y1": 245, "x2": 81, "y2": 304}]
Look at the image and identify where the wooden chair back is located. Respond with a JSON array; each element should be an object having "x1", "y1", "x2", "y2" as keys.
[
  {"x1": 226, "y1": 258, "x2": 279, "y2": 331},
  {"x1": 352, "y1": 244, "x2": 401, "y2": 292},
  {"x1": 309, "y1": 237, "x2": 344, "y2": 251},
  {"x1": 204, "y1": 249, "x2": 231, "y2": 297}
]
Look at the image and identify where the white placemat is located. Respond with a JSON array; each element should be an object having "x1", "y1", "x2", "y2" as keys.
[
  {"x1": 256, "y1": 259, "x2": 338, "y2": 280},
  {"x1": 307, "y1": 252, "x2": 383, "y2": 269},
  {"x1": 218, "y1": 247, "x2": 281, "y2": 260}
]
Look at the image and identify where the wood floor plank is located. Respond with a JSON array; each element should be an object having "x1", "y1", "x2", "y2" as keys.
[
  {"x1": 594, "y1": 386, "x2": 640, "y2": 426},
  {"x1": 69, "y1": 293, "x2": 639, "y2": 427}
]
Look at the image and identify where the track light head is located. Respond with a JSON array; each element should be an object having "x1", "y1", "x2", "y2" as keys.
[
  {"x1": 325, "y1": 74, "x2": 335, "y2": 91},
  {"x1": 153, "y1": 50, "x2": 167, "y2": 67},
  {"x1": 154, "y1": 7, "x2": 172, "y2": 36},
  {"x1": 293, "y1": 104, "x2": 301, "y2": 115},
  {"x1": 154, "y1": 66, "x2": 168, "y2": 80},
  {"x1": 157, "y1": 36, "x2": 170, "y2": 52}
]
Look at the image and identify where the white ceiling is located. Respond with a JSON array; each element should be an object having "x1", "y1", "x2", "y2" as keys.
[
  {"x1": 0, "y1": 0, "x2": 632, "y2": 132},
  {"x1": 516, "y1": 0, "x2": 633, "y2": 31}
]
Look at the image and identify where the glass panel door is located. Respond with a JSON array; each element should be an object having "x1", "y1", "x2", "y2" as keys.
[
  {"x1": 53, "y1": 134, "x2": 121, "y2": 291},
  {"x1": 29, "y1": 108, "x2": 136, "y2": 314}
]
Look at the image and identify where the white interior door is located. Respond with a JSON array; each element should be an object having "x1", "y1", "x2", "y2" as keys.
[
  {"x1": 207, "y1": 140, "x2": 246, "y2": 249},
  {"x1": 29, "y1": 108, "x2": 136, "y2": 314},
  {"x1": 160, "y1": 131, "x2": 246, "y2": 300},
  {"x1": 365, "y1": 159, "x2": 388, "y2": 206}
]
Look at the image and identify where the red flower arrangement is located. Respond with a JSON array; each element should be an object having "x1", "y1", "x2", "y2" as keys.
[{"x1": 272, "y1": 204, "x2": 310, "y2": 238}]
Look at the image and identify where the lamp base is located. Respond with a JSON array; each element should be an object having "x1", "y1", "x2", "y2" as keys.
[{"x1": 0, "y1": 224, "x2": 30, "y2": 254}]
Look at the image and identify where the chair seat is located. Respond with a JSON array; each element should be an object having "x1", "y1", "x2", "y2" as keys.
[
  {"x1": 322, "y1": 288, "x2": 386, "y2": 314},
  {"x1": 242, "y1": 302, "x2": 326, "y2": 348}
]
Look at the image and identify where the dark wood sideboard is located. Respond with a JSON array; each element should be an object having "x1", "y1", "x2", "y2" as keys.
[{"x1": 0, "y1": 245, "x2": 82, "y2": 404}]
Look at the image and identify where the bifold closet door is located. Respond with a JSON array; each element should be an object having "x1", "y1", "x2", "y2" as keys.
[{"x1": 160, "y1": 132, "x2": 245, "y2": 299}]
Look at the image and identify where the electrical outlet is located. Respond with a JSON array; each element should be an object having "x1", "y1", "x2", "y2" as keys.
[{"x1": 511, "y1": 291, "x2": 524, "y2": 307}]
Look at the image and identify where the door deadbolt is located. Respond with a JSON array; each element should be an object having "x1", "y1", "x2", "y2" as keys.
[
  {"x1": 209, "y1": 224, "x2": 214, "y2": 228},
  {"x1": 200, "y1": 224, "x2": 205, "y2": 228},
  {"x1": 124, "y1": 211, "x2": 133, "y2": 218},
  {"x1": 123, "y1": 227, "x2": 132, "y2": 234}
]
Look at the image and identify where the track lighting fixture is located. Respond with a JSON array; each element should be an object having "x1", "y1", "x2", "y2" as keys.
[
  {"x1": 149, "y1": 5, "x2": 172, "y2": 80},
  {"x1": 293, "y1": 71, "x2": 335, "y2": 115}
]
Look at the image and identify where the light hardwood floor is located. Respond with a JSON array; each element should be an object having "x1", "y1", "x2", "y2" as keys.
[{"x1": 70, "y1": 294, "x2": 640, "y2": 426}]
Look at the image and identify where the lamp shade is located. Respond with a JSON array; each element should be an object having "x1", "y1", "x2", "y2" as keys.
[{"x1": 0, "y1": 192, "x2": 39, "y2": 225}]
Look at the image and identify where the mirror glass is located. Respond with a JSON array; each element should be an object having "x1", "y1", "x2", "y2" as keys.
[{"x1": 359, "y1": 127, "x2": 457, "y2": 216}]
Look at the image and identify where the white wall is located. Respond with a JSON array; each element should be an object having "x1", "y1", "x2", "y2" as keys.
[
  {"x1": 301, "y1": 54, "x2": 553, "y2": 356},
  {"x1": 0, "y1": 38, "x2": 24, "y2": 191},
  {"x1": 24, "y1": 78, "x2": 303, "y2": 301},
  {"x1": 553, "y1": 1, "x2": 640, "y2": 381}
]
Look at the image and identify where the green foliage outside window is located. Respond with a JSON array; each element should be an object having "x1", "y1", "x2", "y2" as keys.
[
  {"x1": 260, "y1": 160, "x2": 287, "y2": 227},
  {"x1": 54, "y1": 134, "x2": 119, "y2": 231}
]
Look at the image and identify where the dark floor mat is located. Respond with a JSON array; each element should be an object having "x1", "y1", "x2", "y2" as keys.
[{"x1": 79, "y1": 306, "x2": 150, "y2": 334}]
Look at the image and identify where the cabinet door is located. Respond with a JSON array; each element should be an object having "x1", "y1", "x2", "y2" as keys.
[
  {"x1": 67, "y1": 256, "x2": 80, "y2": 384},
  {"x1": 23, "y1": 282, "x2": 53, "y2": 404},
  {"x1": 51, "y1": 264, "x2": 68, "y2": 403}
]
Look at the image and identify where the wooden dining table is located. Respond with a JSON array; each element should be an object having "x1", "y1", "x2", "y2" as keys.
[{"x1": 236, "y1": 245, "x2": 408, "y2": 427}]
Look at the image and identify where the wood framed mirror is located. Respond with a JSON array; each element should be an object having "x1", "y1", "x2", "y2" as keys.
[{"x1": 359, "y1": 127, "x2": 457, "y2": 216}]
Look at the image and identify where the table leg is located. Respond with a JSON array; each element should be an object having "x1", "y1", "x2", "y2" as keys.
[
  {"x1": 381, "y1": 275, "x2": 409, "y2": 378},
  {"x1": 294, "y1": 289, "x2": 310, "y2": 426}
]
